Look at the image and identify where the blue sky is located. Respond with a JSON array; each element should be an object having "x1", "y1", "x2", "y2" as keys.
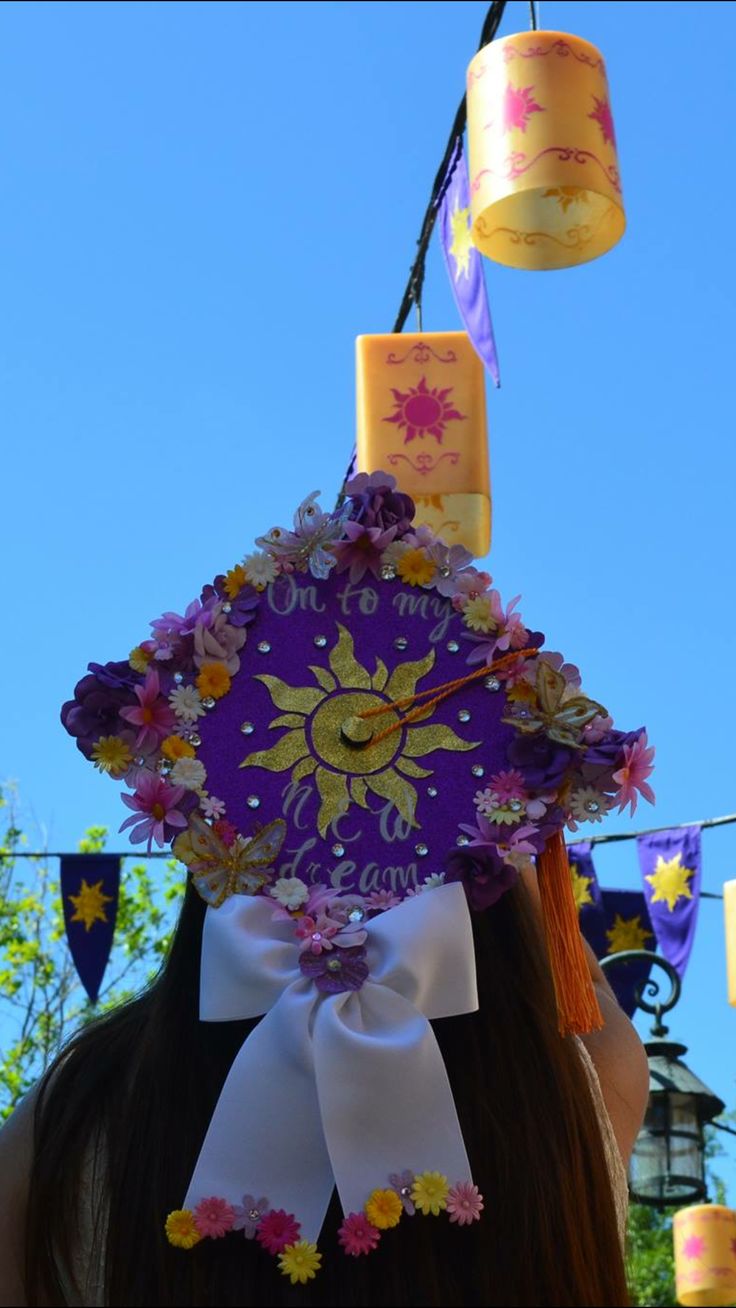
[{"x1": 2, "y1": 0, "x2": 735, "y2": 1198}]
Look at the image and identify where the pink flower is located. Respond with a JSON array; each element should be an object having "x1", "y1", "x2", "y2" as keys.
[
  {"x1": 193, "y1": 612, "x2": 246, "y2": 676},
  {"x1": 488, "y1": 769, "x2": 527, "y2": 803},
  {"x1": 294, "y1": 910, "x2": 367, "y2": 954},
  {"x1": 119, "y1": 772, "x2": 189, "y2": 851},
  {"x1": 332, "y1": 520, "x2": 397, "y2": 583},
  {"x1": 451, "y1": 568, "x2": 492, "y2": 608},
  {"x1": 256, "y1": 1209, "x2": 301, "y2": 1255},
  {"x1": 213, "y1": 819, "x2": 238, "y2": 847},
  {"x1": 426, "y1": 542, "x2": 474, "y2": 597},
  {"x1": 533, "y1": 651, "x2": 581, "y2": 689},
  {"x1": 193, "y1": 1196, "x2": 235, "y2": 1238},
  {"x1": 612, "y1": 730, "x2": 655, "y2": 816},
  {"x1": 582, "y1": 713, "x2": 614, "y2": 745},
  {"x1": 119, "y1": 668, "x2": 175, "y2": 752},
  {"x1": 338, "y1": 1212, "x2": 381, "y2": 1256},
  {"x1": 366, "y1": 889, "x2": 401, "y2": 912},
  {"x1": 446, "y1": 1182, "x2": 484, "y2": 1226},
  {"x1": 464, "y1": 593, "x2": 528, "y2": 665}
]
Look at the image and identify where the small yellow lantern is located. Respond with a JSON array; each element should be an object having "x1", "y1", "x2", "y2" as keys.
[
  {"x1": 674, "y1": 1204, "x2": 736, "y2": 1307},
  {"x1": 466, "y1": 30, "x2": 625, "y2": 269},
  {"x1": 725, "y1": 880, "x2": 736, "y2": 1007},
  {"x1": 355, "y1": 331, "x2": 491, "y2": 558}
]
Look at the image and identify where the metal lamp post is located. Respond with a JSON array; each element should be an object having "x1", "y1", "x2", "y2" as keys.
[{"x1": 600, "y1": 950, "x2": 726, "y2": 1209}]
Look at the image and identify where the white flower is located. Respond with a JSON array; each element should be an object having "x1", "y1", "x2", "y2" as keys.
[
  {"x1": 422, "y1": 872, "x2": 446, "y2": 890},
  {"x1": 243, "y1": 552, "x2": 279, "y2": 589},
  {"x1": 380, "y1": 539, "x2": 410, "y2": 567},
  {"x1": 569, "y1": 786, "x2": 609, "y2": 824},
  {"x1": 200, "y1": 793, "x2": 226, "y2": 820},
  {"x1": 474, "y1": 787, "x2": 497, "y2": 816},
  {"x1": 270, "y1": 876, "x2": 309, "y2": 910},
  {"x1": 169, "y1": 684, "x2": 206, "y2": 723},
  {"x1": 170, "y1": 758, "x2": 207, "y2": 791}
]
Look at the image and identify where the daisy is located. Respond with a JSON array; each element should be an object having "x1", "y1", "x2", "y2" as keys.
[
  {"x1": 243, "y1": 551, "x2": 279, "y2": 590},
  {"x1": 200, "y1": 793, "x2": 226, "y2": 820},
  {"x1": 169, "y1": 683, "x2": 206, "y2": 723},
  {"x1": 170, "y1": 758, "x2": 207, "y2": 791},
  {"x1": 446, "y1": 1182, "x2": 484, "y2": 1225},
  {"x1": 193, "y1": 1197, "x2": 235, "y2": 1239},
  {"x1": 270, "y1": 876, "x2": 310, "y2": 910},
  {"x1": 337, "y1": 1212, "x2": 381, "y2": 1256}
]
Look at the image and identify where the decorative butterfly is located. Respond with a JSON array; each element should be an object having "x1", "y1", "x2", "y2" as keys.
[
  {"x1": 501, "y1": 660, "x2": 606, "y2": 749},
  {"x1": 255, "y1": 492, "x2": 351, "y2": 580},
  {"x1": 173, "y1": 813, "x2": 286, "y2": 908}
]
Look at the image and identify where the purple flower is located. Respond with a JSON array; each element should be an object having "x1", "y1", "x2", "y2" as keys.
[
  {"x1": 61, "y1": 671, "x2": 138, "y2": 758},
  {"x1": 426, "y1": 542, "x2": 474, "y2": 597},
  {"x1": 445, "y1": 847, "x2": 518, "y2": 911},
  {"x1": 506, "y1": 735, "x2": 574, "y2": 791},
  {"x1": 150, "y1": 599, "x2": 212, "y2": 638},
  {"x1": 389, "y1": 1170, "x2": 417, "y2": 1216},
  {"x1": 86, "y1": 659, "x2": 141, "y2": 692},
  {"x1": 200, "y1": 578, "x2": 260, "y2": 629},
  {"x1": 345, "y1": 471, "x2": 415, "y2": 536},
  {"x1": 299, "y1": 944, "x2": 369, "y2": 993},
  {"x1": 332, "y1": 520, "x2": 397, "y2": 583},
  {"x1": 231, "y1": 1194, "x2": 270, "y2": 1239}
]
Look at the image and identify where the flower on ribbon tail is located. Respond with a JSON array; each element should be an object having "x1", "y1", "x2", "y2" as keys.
[
  {"x1": 338, "y1": 1212, "x2": 381, "y2": 1256},
  {"x1": 232, "y1": 1194, "x2": 270, "y2": 1239},
  {"x1": 612, "y1": 730, "x2": 655, "y2": 816},
  {"x1": 278, "y1": 1240, "x2": 322, "y2": 1283},
  {"x1": 412, "y1": 1171, "x2": 449, "y2": 1216},
  {"x1": 119, "y1": 773, "x2": 190, "y2": 851},
  {"x1": 446, "y1": 1182, "x2": 484, "y2": 1226},
  {"x1": 332, "y1": 520, "x2": 398, "y2": 583},
  {"x1": 193, "y1": 1196, "x2": 235, "y2": 1238},
  {"x1": 165, "y1": 1209, "x2": 201, "y2": 1249},
  {"x1": 389, "y1": 1170, "x2": 417, "y2": 1216},
  {"x1": 119, "y1": 667, "x2": 176, "y2": 753},
  {"x1": 365, "y1": 1188, "x2": 403, "y2": 1230},
  {"x1": 256, "y1": 1209, "x2": 301, "y2": 1255},
  {"x1": 299, "y1": 944, "x2": 369, "y2": 994}
]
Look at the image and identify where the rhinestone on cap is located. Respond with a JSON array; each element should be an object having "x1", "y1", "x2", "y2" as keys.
[
  {"x1": 471, "y1": 764, "x2": 485, "y2": 777},
  {"x1": 202, "y1": 695, "x2": 216, "y2": 710},
  {"x1": 393, "y1": 636, "x2": 408, "y2": 651},
  {"x1": 427, "y1": 786, "x2": 438, "y2": 798},
  {"x1": 314, "y1": 635, "x2": 327, "y2": 648},
  {"x1": 240, "y1": 721, "x2": 255, "y2": 735},
  {"x1": 484, "y1": 675, "x2": 501, "y2": 691},
  {"x1": 257, "y1": 641, "x2": 271, "y2": 654},
  {"x1": 348, "y1": 907, "x2": 365, "y2": 923},
  {"x1": 458, "y1": 709, "x2": 471, "y2": 723},
  {"x1": 456, "y1": 833, "x2": 470, "y2": 847},
  {"x1": 380, "y1": 563, "x2": 397, "y2": 581},
  {"x1": 415, "y1": 842, "x2": 429, "y2": 857},
  {"x1": 246, "y1": 795, "x2": 260, "y2": 809},
  {"x1": 332, "y1": 843, "x2": 345, "y2": 857},
  {"x1": 446, "y1": 640, "x2": 460, "y2": 654}
]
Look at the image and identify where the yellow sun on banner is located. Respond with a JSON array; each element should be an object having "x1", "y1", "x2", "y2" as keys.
[
  {"x1": 68, "y1": 878, "x2": 113, "y2": 932},
  {"x1": 570, "y1": 862, "x2": 594, "y2": 912},
  {"x1": 449, "y1": 201, "x2": 474, "y2": 279},
  {"x1": 240, "y1": 623, "x2": 480, "y2": 836},
  {"x1": 645, "y1": 853, "x2": 695, "y2": 912},
  {"x1": 605, "y1": 913, "x2": 654, "y2": 954}
]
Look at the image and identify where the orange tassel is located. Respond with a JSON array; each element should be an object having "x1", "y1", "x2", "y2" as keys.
[{"x1": 537, "y1": 829, "x2": 604, "y2": 1037}]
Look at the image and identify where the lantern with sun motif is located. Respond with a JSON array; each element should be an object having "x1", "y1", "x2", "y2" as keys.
[
  {"x1": 355, "y1": 332, "x2": 491, "y2": 557},
  {"x1": 466, "y1": 30, "x2": 625, "y2": 270},
  {"x1": 674, "y1": 1204, "x2": 736, "y2": 1308}
]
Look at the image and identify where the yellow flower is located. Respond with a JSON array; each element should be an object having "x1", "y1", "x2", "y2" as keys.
[
  {"x1": 129, "y1": 645, "x2": 152, "y2": 673},
  {"x1": 196, "y1": 662, "x2": 231, "y2": 700},
  {"x1": 161, "y1": 734, "x2": 196, "y2": 762},
  {"x1": 462, "y1": 595, "x2": 496, "y2": 633},
  {"x1": 507, "y1": 680, "x2": 537, "y2": 705},
  {"x1": 365, "y1": 1188, "x2": 403, "y2": 1230},
  {"x1": 397, "y1": 548, "x2": 436, "y2": 588},
  {"x1": 412, "y1": 1171, "x2": 449, "y2": 1216},
  {"x1": 165, "y1": 1209, "x2": 201, "y2": 1250},
  {"x1": 223, "y1": 564, "x2": 247, "y2": 600},
  {"x1": 278, "y1": 1240, "x2": 322, "y2": 1284},
  {"x1": 90, "y1": 735, "x2": 133, "y2": 778}
]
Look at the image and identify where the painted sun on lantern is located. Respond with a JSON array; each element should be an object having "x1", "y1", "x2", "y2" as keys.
[
  {"x1": 239, "y1": 624, "x2": 479, "y2": 836},
  {"x1": 383, "y1": 377, "x2": 466, "y2": 445}
]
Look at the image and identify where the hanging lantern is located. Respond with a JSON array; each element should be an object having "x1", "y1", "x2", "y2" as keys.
[
  {"x1": 466, "y1": 30, "x2": 625, "y2": 270},
  {"x1": 673, "y1": 1204, "x2": 736, "y2": 1307},
  {"x1": 355, "y1": 331, "x2": 491, "y2": 557},
  {"x1": 724, "y1": 879, "x2": 736, "y2": 1006}
]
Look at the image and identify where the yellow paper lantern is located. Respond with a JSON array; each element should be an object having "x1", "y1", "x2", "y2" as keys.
[
  {"x1": 725, "y1": 880, "x2": 736, "y2": 1007},
  {"x1": 355, "y1": 331, "x2": 491, "y2": 558},
  {"x1": 466, "y1": 30, "x2": 625, "y2": 270},
  {"x1": 674, "y1": 1204, "x2": 736, "y2": 1307}
]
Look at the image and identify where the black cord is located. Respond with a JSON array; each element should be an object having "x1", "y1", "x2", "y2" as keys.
[{"x1": 529, "y1": 2, "x2": 538, "y2": 31}]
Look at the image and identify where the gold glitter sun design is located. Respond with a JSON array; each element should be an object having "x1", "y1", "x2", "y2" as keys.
[
  {"x1": 68, "y1": 878, "x2": 113, "y2": 932},
  {"x1": 240, "y1": 623, "x2": 479, "y2": 836}
]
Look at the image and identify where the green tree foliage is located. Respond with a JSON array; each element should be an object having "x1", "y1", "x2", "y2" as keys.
[{"x1": 0, "y1": 783, "x2": 183, "y2": 1118}]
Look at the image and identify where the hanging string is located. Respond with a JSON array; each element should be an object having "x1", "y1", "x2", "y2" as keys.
[{"x1": 529, "y1": 1, "x2": 539, "y2": 30}]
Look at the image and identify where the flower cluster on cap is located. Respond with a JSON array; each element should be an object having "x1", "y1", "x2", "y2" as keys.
[{"x1": 61, "y1": 472, "x2": 654, "y2": 915}]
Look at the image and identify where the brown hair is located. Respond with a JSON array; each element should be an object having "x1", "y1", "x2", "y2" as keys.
[{"x1": 26, "y1": 876, "x2": 630, "y2": 1307}]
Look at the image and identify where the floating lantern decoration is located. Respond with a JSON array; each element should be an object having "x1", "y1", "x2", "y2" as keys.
[
  {"x1": 466, "y1": 30, "x2": 625, "y2": 270},
  {"x1": 674, "y1": 1204, "x2": 736, "y2": 1307},
  {"x1": 355, "y1": 331, "x2": 491, "y2": 557},
  {"x1": 725, "y1": 880, "x2": 736, "y2": 1007}
]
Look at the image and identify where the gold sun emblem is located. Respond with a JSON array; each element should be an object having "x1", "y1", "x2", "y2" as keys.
[
  {"x1": 605, "y1": 913, "x2": 654, "y2": 954},
  {"x1": 240, "y1": 623, "x2": 480, "y2": 836},
  {"x1": 449, "y1": 200, "x2": 474, "y2": 280},
  {"x1": 570, "y1": 862, "x2": 594, "y2": 912},
  {"x1": 68, "y1": 878, "x2": 114, "y2": 932},
  {"x1": 645, "y1": 852, "x2": 695, "y2": 912}
]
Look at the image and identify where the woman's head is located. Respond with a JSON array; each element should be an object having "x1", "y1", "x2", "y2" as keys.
[{"x1": 27, "y1": 872, "x2": 630, "y2": 1307}]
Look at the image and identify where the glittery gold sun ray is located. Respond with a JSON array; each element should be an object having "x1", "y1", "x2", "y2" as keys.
[
  {"x1": 254, "y1": 674, "x2": 326, "y2": 716},
  {"x1": 316, "y1": 768, "x2": 351, "y2": 837},
  {"x1": 310, "y1": 665, "x2": 337, "y2": 694},
  {"x1": 385, "y1": 649, "x2": 436, "y2": 703},
  {"x1": 329, "y1": 624, "x2": 372, "y2": 690},
  {"x1": 395, "y1": 757, "x2": 434, "y2": 779},
  {"x1": 372, "y1": 658, "x2": 389, "y2": 693},
  {"x1": 350, "y1": 777, "x2": 369, "y2": 808},
  {"x1": 365, "y1": 767, "x2": 418, "y2": 828},
  {"x1": 293, "y1": 756, "x2": 318, "y2": 783},
  {"x1": 240, "y1": 728, "x2": 310, "y2": 774},
  {"x1": 402, "y1": 723, "x2": 480, "y2": 758},
  {"x1": 269, "y1": 713, "x2": 306, "y2": 730}
]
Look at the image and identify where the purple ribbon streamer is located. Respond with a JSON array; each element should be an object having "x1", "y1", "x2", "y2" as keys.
[{"x1": 438, "y1": 140, "x2": 500, "y2": 387}]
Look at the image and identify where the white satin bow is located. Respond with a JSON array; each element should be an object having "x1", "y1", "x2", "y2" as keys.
[{"x1": 183, "y1": 881, "x2": 479, "y2": 1242}]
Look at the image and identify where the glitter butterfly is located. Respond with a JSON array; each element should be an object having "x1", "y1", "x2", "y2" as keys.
[
  {"x1": 255, "y1": 491, "x2": 351, "y2": 580},
  {"x1": 502, "y1": 660, "x2": 606, "y2": 749},
  {"x1": 173, "y1": 813, "x2": 286, "y2": 908}
]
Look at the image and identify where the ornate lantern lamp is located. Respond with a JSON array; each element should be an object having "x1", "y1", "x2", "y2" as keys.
[{"x1": 600, "y1": 953, "x2": 726, "y2": 1209}]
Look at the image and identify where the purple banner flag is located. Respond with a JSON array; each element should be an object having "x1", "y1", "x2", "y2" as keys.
[
  {"x1": 567, "y1": 840, "x2": 604, "y2": 914},
  {"x1": 637, "y1": 827, "x2": 702, "y2": 979},
  {"x1": 438, "y1": 140, "x2": 500, "y2": 387},
  {"x1": 60, "y1": 854, "x2": 120, "y2": 1003},
  {"x1": 570, "y1": 841, "x2": 655, "y2": 1018}
]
